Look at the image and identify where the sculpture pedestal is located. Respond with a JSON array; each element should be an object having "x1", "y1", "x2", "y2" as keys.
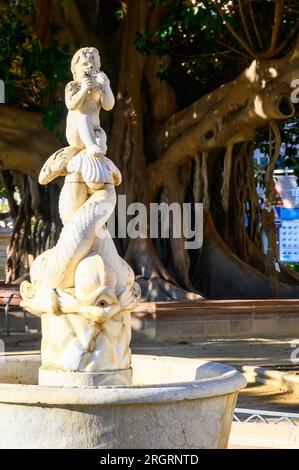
[
  {"x1": 39, "y1": 367, "x2": 132, "y2": 387},
  {"x1": 38, "y1": 313, "x2": 132, "y2": 386}
]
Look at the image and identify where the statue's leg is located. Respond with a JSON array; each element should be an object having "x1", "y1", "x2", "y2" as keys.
[
  {"x1": 95, "y1": 127, "x2": 107, "y2": 155},
  {"x1": 66, "y1": 121, "x2": 84, "y2": 150},
  {"x1": 76, "y1": 113, "x2": 102, "y2": 156}
]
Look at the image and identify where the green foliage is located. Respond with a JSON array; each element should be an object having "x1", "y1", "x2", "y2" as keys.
[
  {"x1": 115, "y1": 0, "x2": 128, "y2": 22},
  {"x1": 134, "y1": 1, "x2": 298, "y2": 98},
  {"x1": 41, "y1": 104, "x2": 63, "y2": 131},
  {"x1": 0, "y1": 0, "x2": 71, "y2": 130},
  {"x1": 285, "y1": 262, "x2": 299, "y2": 272},
  {"x1": 0, "y1": 178, "x2": 6, "y2": 200},
  {"x1": 134, "y1": 0, "x2": 299, "y2": 174},
  {"x1": 135, "y1": 0, "x2": 237, "y2": 90}
]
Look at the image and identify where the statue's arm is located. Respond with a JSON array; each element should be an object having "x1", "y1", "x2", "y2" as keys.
[
  {"x1": 101, "y1": 75, "x2": 115, "y2": 111},
  {"x1": 65, "y1": 81, "x2": 88, "y2": 111}
]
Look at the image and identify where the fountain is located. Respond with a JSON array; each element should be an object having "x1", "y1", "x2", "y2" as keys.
[{"x1": 0, "y1": 47, "x2": 246, "y2": 449}]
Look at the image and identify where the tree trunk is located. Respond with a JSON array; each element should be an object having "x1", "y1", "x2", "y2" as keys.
[
  {"x1": 2, "y1": 1, "x2": 299, "y2": 300},
  {"x1": 109, "y1": 2, "x2": 299, "y2": 299}
]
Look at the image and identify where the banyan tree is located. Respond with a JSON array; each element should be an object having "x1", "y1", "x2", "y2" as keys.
[{"x1": 0, "y1": 0, "x2": 299, "y2": 300}]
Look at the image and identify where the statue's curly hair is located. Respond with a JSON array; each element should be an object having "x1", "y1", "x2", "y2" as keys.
[{"x1": 71, "y1": 47, "x2": 101, "y2": 80}]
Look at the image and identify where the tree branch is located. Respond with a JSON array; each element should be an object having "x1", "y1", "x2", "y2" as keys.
[
  {"x1": 249, "y1": 0, "x2": 263, "y2": 48},
  {"x1": 238, "y1": 0, "x2": 254, "y2": 51},
  {"x1": 216, "y1": 39, "x2": 252, "y2": 59},
  {"x1": 60, "y1": 0, "x2": 101, "y2": 48},
  {"x1": 147, "y1": 37, "x2": 299, "y2": 197},
  {"x1": 216, "y1": 4, "x2": 257, "y2": 58},
  {"x1": 221, "y1": 144, "x2": 233, "y2": 211},
  {"x1": 272, "y1": 20, "x2": 299, "y2": 56},
  {"x1": 0, "y1": 105, "x2": 59, "y2": 176},
  {"x1": 269, "y1": 0, "x2": 283, "y2": 53},
  {"x1": 265, "y1": 121, "x2": 281, "y2": 197},
  {"x1": 34, "y1": 0, "x2": 52, "y2": 47}
]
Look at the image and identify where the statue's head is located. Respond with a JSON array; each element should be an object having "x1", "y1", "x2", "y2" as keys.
[{"x1": 71, "y1": 47, "x2": 101, "y2": 81}]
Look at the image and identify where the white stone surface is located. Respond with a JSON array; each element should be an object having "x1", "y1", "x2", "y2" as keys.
[
  {"x1": 0, "y1": 355, "x2": 246, "y2": 449},
  {"x1": 66, "y1": 47, "x2": 115, "y2": 157},
  {"x1": 10, "y1": 46, "x2": 246, "y2": 449},
  {"x1": 39, "y1": 367, "x2": 132, "y2": 387},
  {"x1": 20, "y1": 47, "x2": 140, "y2": 383}
]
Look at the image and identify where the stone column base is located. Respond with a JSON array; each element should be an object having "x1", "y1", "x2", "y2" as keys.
[{"x1": 39, "y1": 367, "x2": 132, "y2": 387}]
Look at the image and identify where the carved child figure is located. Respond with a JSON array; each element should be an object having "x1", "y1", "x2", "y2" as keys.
[{"x1": 65, "y1": 47, "x2": 115, "y2": 157}]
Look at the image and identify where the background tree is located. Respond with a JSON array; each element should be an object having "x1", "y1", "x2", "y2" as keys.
[{"x1": 0, "y1": 0, "x2": 299, "y2": 299}]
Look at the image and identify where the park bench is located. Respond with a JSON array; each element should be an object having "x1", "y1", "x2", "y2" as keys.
[{"x1": 0, "y1": 284, "x2": 29, "y2": 336}]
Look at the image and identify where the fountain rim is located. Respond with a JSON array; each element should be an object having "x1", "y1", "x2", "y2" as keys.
[{"x1": 0, "y1": 355, "x2": 246, "y2": 406}]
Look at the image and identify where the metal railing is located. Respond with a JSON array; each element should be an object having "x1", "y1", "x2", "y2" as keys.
[{"x1": 234, "y1": 408, "x2": 299, "y2": 426}]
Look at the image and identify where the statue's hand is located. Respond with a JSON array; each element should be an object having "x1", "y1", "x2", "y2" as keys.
[
  {"x1": 98, "y1": 72, "x2": 110, "y2": 91},
  {"x1": 81, "y1": 77, "x2": 92, "y2": 93}
]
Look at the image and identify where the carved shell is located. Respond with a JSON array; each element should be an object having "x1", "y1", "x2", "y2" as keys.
[
  {"x1": 39, "y1": 146, "x2": 79, "y2": 185},
  {"x1": 67, "y1": 152, "x2": 122, "y2": 186}
]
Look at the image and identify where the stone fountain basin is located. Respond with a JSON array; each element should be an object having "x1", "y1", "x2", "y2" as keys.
[{"x1": 0, "y1": 354, "x2": 246, "y2": 449}]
